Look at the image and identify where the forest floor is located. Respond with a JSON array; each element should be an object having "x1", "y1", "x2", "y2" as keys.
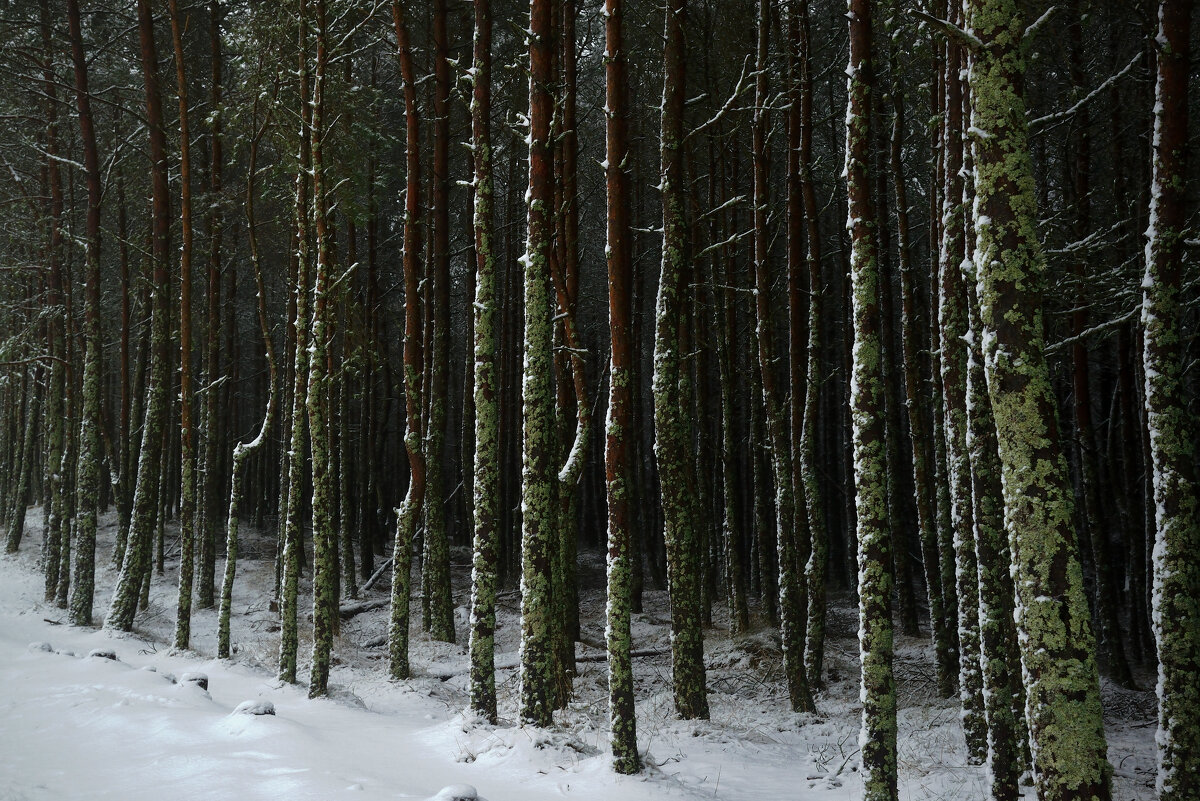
[{"x1": 0, "y1": 510, "x2": 1159, "y2": 801}]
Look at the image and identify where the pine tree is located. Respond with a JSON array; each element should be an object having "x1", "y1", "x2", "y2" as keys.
[
  {"x1": 467, "y1": 0, "x2": 500, "y2": 724},
  {"x1": 1142, "y1": 1, "x2": 1200, "y2": 797},
  {"x1": 846, "y1": 0, "x2": 897, "y2": 798},
  {"x1": 424, "y1": 0, "x2": 454, "y2": 646},
  {"x1": 964, "y1": 0, "x2": 1113, "y2": 797},
  {"x1": 218, "y1": 89, "x2": 278, "y2": 661},
  {"x1": 518, "y1": 0, "x2": 558, "y2": 728},
  {"x1": 936, "y1": 15, "x2": 986, "y2": 762},
  {"x1": 654, "y1": 0, "x2": 708, "y2": 721},
  {"x1": 105, "y1": 0, "x2": 172, "y2": 633},
  {"x1": 279, "y1": 6, "x2": 313, "y2": 683},
  {"x1": 306, "y1": 0, "x2": 338, "y2": 698},
  {"x1": 167, "y1": 0, "x2": 197, "y2": 652},
  {"x1": 388, "y1": 0, "x2": 425, "y2": 683},
  {"x1": 603, "y1": 0, "x2": 640, "y2": 772}
]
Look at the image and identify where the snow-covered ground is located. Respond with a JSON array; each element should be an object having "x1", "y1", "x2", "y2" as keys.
[{"x1": 0, "y1": 511, "x2": 1157, "y2": 800}]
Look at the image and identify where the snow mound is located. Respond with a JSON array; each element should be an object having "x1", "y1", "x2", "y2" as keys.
[
  {"x1": 232, "y1": 700, "x2": 276, "y2": 716},
  {"x1": 427, "y1": 785, "x2": 480, "y2": 801},
  {"x1": 87, "y1": 648, "x2": 118, "y2": 661},
  {"x1": 27, "y1": 641, "x2": 52, "y2": 653},
  {"x1": 180, "y1": 671, "x2": 208, "y2": 691}
]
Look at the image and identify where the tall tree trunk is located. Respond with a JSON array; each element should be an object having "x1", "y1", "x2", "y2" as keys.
[
  {"x1": 846, "y1": 1, "x2": 896, "y2": 798},
  {"x1": 603, "y1": 0, "x2": 639, "y2": 770},
  {"x1": 518, "y1": 0, "x2": 558, "y2": 728},
  {"x1": 796, "y1": 0, "x2": 827, "y2": 685},
  {"x1": 279, "y1": 2, "x2": 313, "y2": 685},
  {"x1": 936, "y1": 18, "x2": 986, "y2": 763},
  {"x1": 423, "y1": 0, "x2": 454, "y2": 646},
  {"x1": 965, "y1": 0, "x2": 1113, "y2": 797},
  {"x1": 306, "y1": 0, "x2": 337, "y2": 698},
  {"x1": 198, "y1": 0, "x2": 226, "y2": 614},
  {"x1": 105, "y1": 0, "x2": 171, "y2": 633},
  {"x1": 1142, "y1": 0, "x2": 1200, "y2": 797},
  {"x1": 218, "y1": 94, "x2": 277, "y2": 660},
  {"x1": 753, "y1": 0, "x2": 812, "y2": 715},
  {"x1": 388, "y1": 0, "x2": 425, "y2": 682},
  {"x1": 654, "y1": 0, "x2": 709, "y2": 722},
  {"x1": 468, "y1": 0, "x2": 499, "y2": 724},
  {"x1": 168, "y1": 0, "x2": 197, "y2": 651},
  {"x1": 39, "y1": 0, "x2": 66, "y2": 602}
]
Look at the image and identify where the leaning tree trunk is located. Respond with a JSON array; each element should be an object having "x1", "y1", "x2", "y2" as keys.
[
  {"x1": 217, "y1": 93, "x2": 277, "y2": 661},
  {"x1": 965, "y1": 0, "x2": 1113, "y2": 798},
  {"x1": 1142, "y1": 1, "x2": 1200, "y2": 798},
  {"x1": 846, "y1": 1, "x2": 897, "y2": 799}
]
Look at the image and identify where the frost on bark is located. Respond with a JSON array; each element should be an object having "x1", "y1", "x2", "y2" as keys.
[
  {"x1": 654, "y1": 0, "x2": 708, "y2": 722},
  {"x1": 467, "y1": 0, "x2": 499, "y2": 724},
  {"x1": 388, "y1": 0, "x2": 424, "y2": 683},
  {"x1": 965, "y1": 0, "x2": 1112, "y2": 798},
  {"x1": 105, "y1": 0, "x2": 171, "y2": 634},
  {"x1": 753, "y1": 0, "x2": 812, "y2": 715},
  {"x1": 1142, "y1": 1, "x2": 1200, "y2": 797},
  {"x1": 846, "y1": 0, "x2": 897, "y2": 798},
  {"x1": 518, "y1": 0, "x2": 558, "y2": 728},
  {"x1": 603, "y1": 0, "x2": 639, "y2": 771},
  {"x1": 936, "y1": 23, "x2": 986, "y2": 764}
]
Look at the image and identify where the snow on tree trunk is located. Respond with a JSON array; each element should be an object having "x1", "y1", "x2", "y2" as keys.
[
  {"x1": 468, "y1": 0, "x2": 499, "y2": 725},
  {"x1": 753, "y1": 0, "x2": 812, "y2": 715},
  {"x1": 305, "y1": 0, "x2": 339, "y2": 699},
  {"x1": 654, "y1": 0, "x2": 709, "y2": 722},
  {"x1": 1142, "y1": 1, "x2": 1200, "y2": 798},
  {"x1": 278, "y1": 5, "x2": 313, "y2": 685},
  {"x1": 846, "y1": 1, "x2": 897, "y2": 798},
  {"x1": 388, "y1": 0, "x2": 425, "y2": 683},
  {"x1": 167, "y1": 0, "x2": 197, "y2": 652},
  {"x1": 964, "y1": 0, "x2": 1113, "y2": 798},
  {"x1": 936, "y1": 20, "x2": 987, "y2": 764},
  {"x1": 795, "y1": 0, "x2": 827, "y2": 686},
  {"x1": 105, "y1": 0, "x2": 172, "y2": 634},
  {"x1": 603, "y1": 0, "x2": 639, "y2": 771},
  {"x1": 517, "y1": 0, "x2": 558, "y2": 728}
]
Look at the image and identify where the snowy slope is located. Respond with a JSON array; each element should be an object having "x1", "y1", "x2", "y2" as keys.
[{"x1": 0, "y1": 512, "x2": 1157, "y2": 800}]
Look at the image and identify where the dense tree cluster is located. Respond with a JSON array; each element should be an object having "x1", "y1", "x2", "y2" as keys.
[{"x1": 0, "y1": 0, "x2": 1196, "y2": 795}]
